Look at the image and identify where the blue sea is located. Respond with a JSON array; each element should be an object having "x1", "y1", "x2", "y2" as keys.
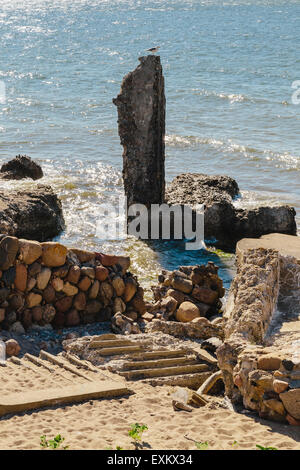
[{"x1": 0, "y1": 0, "x2": 299, "y2": 293}]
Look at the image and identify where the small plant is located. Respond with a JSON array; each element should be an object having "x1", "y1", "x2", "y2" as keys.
[
  {"x1": 40, "y1": 434, "x2": 69, "y2": 450},
  {"x1": 128, "y1": 423, "x2": 148, "y2": 448},
  {"x1": 232, "y1": 441, "x2": 239, "y2": 447},
  {"x1": 256, "y1": 444, "x2": 278, "y2": 450},
  {"x1": 195, "y1": 441, "x2": 209, "y2": 450},
  {"x1": 106, "y1": 446, "x2": 124, "y2": 450}
]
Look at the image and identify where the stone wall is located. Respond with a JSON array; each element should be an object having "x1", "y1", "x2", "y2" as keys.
[
  {"x1": 217, "y1": 235, "x2": 300, "y2": 424},
  {"x1": 0, "y1": 235, "x2": 146, "y2": 333}
]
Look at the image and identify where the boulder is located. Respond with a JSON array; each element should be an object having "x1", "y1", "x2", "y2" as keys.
[
  {"x1": 0, "y1": 236, "x2": 19, "y2": 270},
  {"x1": 73, "y1": 292, "x2": 86, "y2": 311},
  {"x1": 36, "y1": 267, "x2": 51, "y2": 290},
  {"x1": 95, "y1": 265, "x2": 109, "y2": 282},
  {"x1": 41, "y1": 242, "x2": 68, "y2": 267},
  {"x1": 9, "y1": 321, "x2": 25, "y2": 335},
  {"x1": 171, "y1": 276, "x2": 193, "y2": 294},
  {"x1": 123, "y1": 278, "x2": 137, "y2": 302},
  {"x1": 62, "y1": 282, "x2": 78, "y2": 296},
  {"x1": 112, "y1": 276, "x2": 125, "y2": 297},
  {"x1": 55, "y1": 296, "x2": 73, "y2": 313},
  {"x1": 280, "y1": 389, "x2": 300, "y2": 420},
  {"x1": 0, "y1": 186, "x2": 65, "y2": 241},
  {"x1": 15, "y1": 263, "x2": 27, "y2": 292},
  {"x1": 78, "y1": 276, "x2": 91, "y2": 292},
  {"x1": 65, "y1": 309, "x2": 80, "y2": 326},
  {"x1": 89, "y1": 280, "x2": 100, "y2": 299},
  {"x1": 42, "y1": 304, "x2": 56, "y2": 323},
  {"x1": 175, "y1": 301, "x2": 200, "y2": 322},
  {"x1": 67, "y1": 265, "x2": 81, "y2": 284},
  {"x1": 26, "y1": 292, "x2": 42, "y2": 308},
  {"x1": 5, "y1": 338, "x2": 21, "y2": 357},
  {"x1": 0, "y1": 155, "x2": 43, "y2": 180}
]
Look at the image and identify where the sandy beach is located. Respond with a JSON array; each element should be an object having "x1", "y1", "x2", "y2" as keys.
[{"x1": 0, "y1": 381, "x2": 299, "y2": 451}]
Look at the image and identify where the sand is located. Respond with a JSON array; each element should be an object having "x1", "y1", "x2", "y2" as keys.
[{"x1": 0, "y1": 380, "x2": 299, "y2": 451}]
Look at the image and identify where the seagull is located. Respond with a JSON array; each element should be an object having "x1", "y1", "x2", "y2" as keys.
[{"x1": 146, "y1": 46, "x2": 160, "y2": 54}]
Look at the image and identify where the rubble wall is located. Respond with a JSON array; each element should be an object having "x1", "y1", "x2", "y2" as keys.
[{"x1": 0, "y1": 235, "x2": 146, "y2": 333}]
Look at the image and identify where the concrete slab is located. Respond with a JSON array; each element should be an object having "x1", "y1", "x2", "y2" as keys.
[{"x1": 0, "y1": 381, "x2": 130, "y2": 417}]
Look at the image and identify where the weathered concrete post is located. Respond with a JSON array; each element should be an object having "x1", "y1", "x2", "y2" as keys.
[{"x1": 113, "y1": 55, "x2": 166, "y2": 209}]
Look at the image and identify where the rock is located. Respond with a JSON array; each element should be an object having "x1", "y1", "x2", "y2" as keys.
[
  {"x1": 9, "y1": 321, "x2": 25, "y2": 335},
  {"x1": 279, "y1": 389, "x2": 300, "y2": 420},
  {"x1": 0, "y1": 308, "x2": 5, "y2": 322},
  {"x1": 113, "y1": 55, "x2": 165, "y2": 208},
  {"x1": 26, "y1": 277, "x2": 36, "y2": 292},
  {"x1": 160, "y1": 296, "x2": 178, "y2": 313},
  {"x1": 175, "y1": 301, "x2": 200, "y2": 322},
  {"x1": 0, "y1": 155, "x2": 43, "y2": 180},
  {"x1": 81, "y1": 267, "x2": 95, "y2": 279},
  {"x1": 125, "y1": 311, "x2": 138, "y2": 321},
  {"x1": 69, "y1": 249, "x2": 95, "y2": 263},
  {"x1": 62, "y1": 282, "x2": 78, "y2": 296},
  {"x1": 113, "y1": 297, "x2": 126, "y2": 314},
  {"x1": 28, "y1": 261, "x2": 42, "y2": 276},
  {"x1": 5, "y1": 339, "x2": 21, "y2": 357},
  {"x1": 112, "y1": 276, "x2": 125, "y2": 297},
  {"x1": 78, "y1": 276, "x2": 91, "y2": 292},
  {"x1": 166, "y1": 174, "x2": 296, "y2": 250},
  {"x1": 0, "y1": 236, "x2": 19, "y2": 270},
  {"x1": 43, "y1": 285, "x2": 56, "y2": 303},
  {"x1": 191, "y1": 286, "x2": 218, "y2": 305},
  {"x1": 100, "y1": 282, "x2": 114, "y2": 305},
  {"x1": 67, "y1": 265, "x2": 81, "y2": 284},
  {"x1": 141, "y1": 312, "x2": 154, "y2": 322},
  {"x1": 55, "y1": 296, "x2": 73, "y2": 313},
  {"x1": 89, "y1": 280, "x2": 100, "y2": 299},
  {"x1": 257, "y1": 355, "x2": 282, "y2": 371},
  {"x1": 286, "y1": 414, "x2": 300, "y2": 426},
  {"x1": 0, "y1": 186, "x2": 65, "y2": 241},
  {"x1": 22, "y1": 309, "x2": 32, "y2": 329},
  {"x1": 263, "y1": 398, "x2": 286, "y2": 416},
  {"x1": 9, "y1": 294, "x2": 24, "y2": 312},
  {"x1": 52, "y1": 265, "x2": 69, "y2": 278},
  {"x1": 26, "y1": 292, "x2": 42, "y2": 308},
  {"x1": 85, "y1": 300, "x2": 102, "y2": 315},
  {"x1": 0, "y1": 288, "x2": 9, "y2": 303},
  {"x1": 32, "y1": 306, "x2": 43, "y2": 323},
  {"x1": 2, "y1": 267, "x2": 16, "y2": 287},
  {"x1": 52, "y1": 311, "x2": 65, "y2": 328},
  {"x1": 171, "y1": 276, "x2": 193, "y2": 294},
  {"x1": 65, "y1": 309, "x2": 80, "y2": 326},
  {"x1": 15, "y1": 263, "x2": 27, "y2": 292},
  {"x1": 166, "y1": 289, "x2": 185, "y2": 305},
  {"x1": 41, "y1": 242, "x2": 68, "y2": 267},
  {"x1": 51, "y1": 277, "x2": 64, "y2": 292},
  {"x1": 97, "y1": 254, "x2": 130, "y2": 273},
  {"x1": 95, "y1": 265, "x2": 109, "y2": 282},
  {"x1": 36, "y1": 267, "x2": 51, "y2": 290},
  {"x1": 42, "y1": 305, "x2": 56, "y2": 323},
  {"x1": 273, "y1": 379, "x2": 289, "y2": 394},
  {"x1": 123, "y1": 278, "x2": 137, "y2": 302},
  {"x1": 19, "y1": 240, "x2": 42, "y2": 264},
  {"x1": 6, "y1": 311, "x2": 17, "y2": 325},
  {"x1": 73, "y1": 292, "x2": 86, "y2": 311}
]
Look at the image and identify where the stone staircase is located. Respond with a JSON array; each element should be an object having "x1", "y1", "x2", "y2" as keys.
[
  {"x1": 86, "y1": 334, "x2": 217, "y2": 389},
  {"x1": 0, "y1": 349, "x2": 130, "y2": 418}
]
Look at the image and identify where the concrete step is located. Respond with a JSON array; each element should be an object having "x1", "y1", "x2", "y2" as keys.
[
  {"x1": 130, "y1": 349, "x2": 189, "y2": 360},
  {"x1": 122, "y1": 356, "x2": 198, "y2": 370},
  {"x1": 39, "y1": 350, "x2": 94, "y2": 382},
  {"x1": 0, "y1": 381, "x2": 130, "y2": 417},
  {"x1": 119, "y1": 363, "x2": 210, "y2": 380},
  {"x1": 97, "y1": 345, "x2": 145, "y2": 356},
  {"x1": 142, "y1": 371, "x2": 212, "y2": 389}
]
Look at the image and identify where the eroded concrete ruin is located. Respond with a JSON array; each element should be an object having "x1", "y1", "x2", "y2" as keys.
[{"x1": 217, "y1": 233, "x2": 300, "y2": 424}]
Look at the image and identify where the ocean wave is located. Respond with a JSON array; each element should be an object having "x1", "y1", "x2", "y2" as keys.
[
  {"x1": 165, "y1": 134, "x2": 300, "y2": 170},
  {"x1": 191, "y1": 88, "x2": 248, "y2": 103}
]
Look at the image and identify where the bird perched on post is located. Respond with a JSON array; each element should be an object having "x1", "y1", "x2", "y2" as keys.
[{"x1": 146, "y1": 46, "x2": 160, "y2": 54}]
